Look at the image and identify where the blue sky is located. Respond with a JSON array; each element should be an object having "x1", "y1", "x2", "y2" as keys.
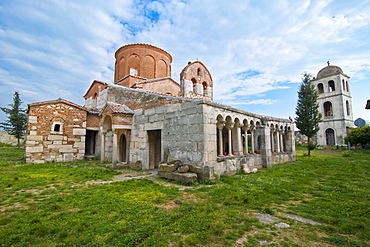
[{"x1": 1, "y1": 0, "x2": 370, "y2": 123}]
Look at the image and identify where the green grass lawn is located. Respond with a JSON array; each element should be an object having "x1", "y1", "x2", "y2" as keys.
[{"x1": 0, "y1": 145, "x2": 369, "y2": 246}]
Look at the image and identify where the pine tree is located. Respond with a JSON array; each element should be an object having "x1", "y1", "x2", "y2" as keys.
[
  {"x1": 0, "y1": 91, "x2": 28, "y2": 148},
  {"x1": 295, "y1": 73, "x2": 322, "y2": 156}
]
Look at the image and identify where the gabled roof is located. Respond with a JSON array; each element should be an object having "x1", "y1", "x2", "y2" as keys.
[
  {"x1": 104, "y1": 102, "x2": 134, "y2": 114},
  {"x1": 83, "y1": 80, "x2": 109, "y2": 99}
]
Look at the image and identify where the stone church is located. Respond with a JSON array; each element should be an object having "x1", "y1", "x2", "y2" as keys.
[
  {"x1": 25, "y1": 44, "x2": 295, "y2": 180},
  {"x1": 311, "y1": 63, "x2": 354, "y2": 146}
]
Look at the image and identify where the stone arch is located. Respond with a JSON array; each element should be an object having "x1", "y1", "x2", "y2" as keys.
[
  {"x1": 317, "y1": 83, "x2": 324, "y2": 94},
  {"x1": 191, "y1": 78, "x2": 197, "y2": 93},
  {"x1": 157, "y1": 59, "x2": 167, "y2": 78},
  {"x1": 326, "y1": 128, "x2": 335, "y2": 145},
  {"x1": 118, "y1": 57, "x2": 125, "y2": 80},
  {"x1": 202, "y1": 81, "x2": 207, "y2": 96},
  {"x1": 103, "y1": 115, "x2": 112, "y2": 131},
  {"x1": 328, "y1": 80, "x2": 335, "y2": 92},
  {"x1": 142, "y1": 55, "x2": 155, "y2": 79},
  {"x1": 324, "y1": 101, "x2": 333, "y2": 117},
  {"x1": 128, "y1": 54, "x2": 140, "y2": 76}
]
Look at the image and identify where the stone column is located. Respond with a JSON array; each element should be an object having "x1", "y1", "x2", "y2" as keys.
[
  {"x1": 250, "y1": 126, "x2": 255, "y2": 154},
  {"x1": 226, "y1": 121, "x2": 234, "y2": 156},
  {"x1": 242, "y1": 124, "x2": 250, "y2": 154},
  {"x1": 276, "y1": 129, "x2": 280, "y2": 152},
  {"x1": 270, "y1": 127, "x2": 275, "y2": 153},
  {"x1": 235, "y1": 123, "x2": 243, "y2": 155},
  {"x1": 217, "y1": 121, "x2": 225, "y2": 156},
  {"x1": 112, "y1": 129, "x2": 118, "y2": 167},
  {"x1": 259, "y1": 125, "x2": 272, "y2": 168},
  {"x1": 278, "y1": 130, "x2": 283, "y2": 152},
  {"x1": 100, "y1": 131, "x2": 106, "y2": 163}
]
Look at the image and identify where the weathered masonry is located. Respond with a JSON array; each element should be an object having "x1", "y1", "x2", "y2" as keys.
[{"x1": 26, "y1": 43, "x2": 295, "y2": 180}]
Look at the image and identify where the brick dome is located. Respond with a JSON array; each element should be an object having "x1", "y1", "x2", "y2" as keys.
[{"x1": 114, "y1": 44, "x2": 172, "y2": 82}]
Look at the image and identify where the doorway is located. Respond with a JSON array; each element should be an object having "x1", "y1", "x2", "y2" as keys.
[
  {"x1": 120, "y1": 134, "x2": 127, "y2": 163},
  {"x1": 85, "y1": 130, "x2": 98, "y2": 155},
  {"x1": 148, "y1": 130, "x2": 161, "y2": 169},
  {"x1": 326, "y1": 128, "x2": 335, "y2": 145}
]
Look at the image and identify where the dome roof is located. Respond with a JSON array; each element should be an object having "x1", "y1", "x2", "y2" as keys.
[{"x1": 316, "y1": 65, "x2": 343, "y2": 79}]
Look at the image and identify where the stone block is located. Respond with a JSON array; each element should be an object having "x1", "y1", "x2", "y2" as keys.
[
  {"x1": 63, "y1": 153, "x2": 74, "y2": 162},
  {"x1": 26, "y1": 141, "x2": 36, "y2": 145},
  {"x1": 26, "y1": 146, "x2": 43, "y2": 153},
  {"x1": 73, "y1": 128, "x2": 86, "y2": 135},
  {"x1": 73, "y1": 142, "x2": 85, "y2": 148},
  {"x1": 158, "y1": 163, "x2": 176, "y2": 172},
  {"x1": 48, "y1": 135, "x2": 64, "y2": 141},
  {"x1": 129, "y1": 161, "x2": 142, "y2": 170},
  {"x1": 29, "y1": 131, "x2": 37, "y2": 136},
  {"x1": 28, "y1": 116, "x2": 38, "y2": 123},
  {"x1": 186, "y1": 163, "x2": 202, "y2": 173},
  {"x1": 27, "y1": 135, "x2": 43, "y2": 141},
  {"x1": 158, "y1": 171, "x2": 198, "y2": 183},
  {"x1": 177, "y1": 165, "x2": 189, "y2": 173},
  {"x1": 59, "y1": 148, "x2": 78, "y2": 153}
]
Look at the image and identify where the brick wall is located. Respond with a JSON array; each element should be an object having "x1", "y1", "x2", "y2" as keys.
[{"x1": 26, "y1": 101, "x2": 87, "y2": 163}]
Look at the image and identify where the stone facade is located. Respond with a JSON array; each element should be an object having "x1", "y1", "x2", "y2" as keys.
[
  {"x1": 26, "y1": 43, "x2": 295, "y2": 181},
  {"x1": 26, "y1": 100, "x2": 87, "y2": 163},
  {"x1": 311, "y1": 64, "x2": 354, "y2": 146}
]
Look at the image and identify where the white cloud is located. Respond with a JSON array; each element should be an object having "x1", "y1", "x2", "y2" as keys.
[{"x1": 0, "y1": 0, "x2": 370, "y2": 122}]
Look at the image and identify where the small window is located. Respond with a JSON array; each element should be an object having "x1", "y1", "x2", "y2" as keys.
[
  {"x1": 328, "y1": 80, "x2": 335, "y2": 92},
  {"x1": 346, "y1": 81, "x2": 349, "y2": 92},
  {"x1": 54, "y1": 124, "x2": 61, "y2": 132},
  {"x1": 346, "y1": 101, "x2": 350, "y2": 116},
  {"x1": 317, "y1": 83, "x2": 324, "y2": 94},
  {"x1": 51, "y1": 122, "x2": 63, "y2": 134}
]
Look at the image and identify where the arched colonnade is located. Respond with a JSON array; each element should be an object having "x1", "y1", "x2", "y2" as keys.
[{"x1": 216, "y1": 114, "x2": 293, "y2": 157}]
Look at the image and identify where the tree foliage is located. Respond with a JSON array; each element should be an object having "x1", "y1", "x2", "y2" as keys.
[
  {"x1": 344, "y1": 126, "x2": 370, "y2": 148},
  {"x1": 295, "y1": 73, "x2": 322, "y2": 155},
  {"x1": 0, "y1": 91, "x2": 27, "y2": 148}
]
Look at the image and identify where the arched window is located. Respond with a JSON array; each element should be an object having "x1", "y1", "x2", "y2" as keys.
[
  {"x1": 317, "y1": 83, "x2": 324, "y2": 94},
  {"x1": 328, "y1": 80, "x2": 335, "y2": 92},
  {"x1": 324, "y1": 101, "x2": 333, "y2": 117},
  {"x1": 346, "y1": 81, "x2": 349, "y2": 92},
  {"x1": 202, "y1": 82, "x2": 207, "y2": 96},
  {"x1": 197, "y1": 68, "x2": 201, "y2": 76},
  {"x1": 326, "y1": 128, "x2": 335, "y2": 145},
  {"x1": 342, "y1": 79, "x2": 345, "y2": 91},
  {"x1": 346, "y1": 100, "x2": 350, "y2": 116},
  {"x1": 191, "y1": 78, "x2": 197, "y2": 93}
]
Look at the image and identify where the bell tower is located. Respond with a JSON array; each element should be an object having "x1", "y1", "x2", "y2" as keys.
[{"x1": 311, "y1": 62, "x2": 354, "y2": 146}]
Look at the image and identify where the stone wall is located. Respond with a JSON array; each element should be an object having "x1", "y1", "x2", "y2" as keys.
[
  {"x1": 26, "y1": 100, "x2": 87, "y2": 164},
  {"x1": 0, "y1": 131, "x2": 22, "y2": 145}
]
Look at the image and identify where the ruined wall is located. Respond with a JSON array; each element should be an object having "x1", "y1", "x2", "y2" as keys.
[
  {"x1": 0, "y1": 131, "x2": 22, "y2": 145},
  {"x1": 26, "y1": 102, "x2": 87, "y2": 163}
]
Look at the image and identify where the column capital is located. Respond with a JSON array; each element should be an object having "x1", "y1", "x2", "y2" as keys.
[
  {"x1": 225, "y1": 122, "x2": 234, "y2": 130},
  {"x1": 217, "y1": 120, "x2": 225, "y2": 130}
]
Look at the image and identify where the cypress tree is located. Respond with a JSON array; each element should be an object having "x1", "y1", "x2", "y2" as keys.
[
  {"x1": 0, "y1": 91, "x2": 28, "y2": 148},
  {"x1": 295, "y1": 73, "x2": 322, "y2": 155}
]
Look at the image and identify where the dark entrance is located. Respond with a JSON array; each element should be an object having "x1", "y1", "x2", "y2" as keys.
[
  {"x1": 120, "y1": 134, "x2": 127, "y2": 162},
  {"x1": 326, "y1": 128, "x2": 335, "y2": 145},
  {"x1": 148, "y1": 130, "x2": 161, "y2": 169},
  {"x1": 85, "y1": 130, "x2": 98, "y2": 155}
]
